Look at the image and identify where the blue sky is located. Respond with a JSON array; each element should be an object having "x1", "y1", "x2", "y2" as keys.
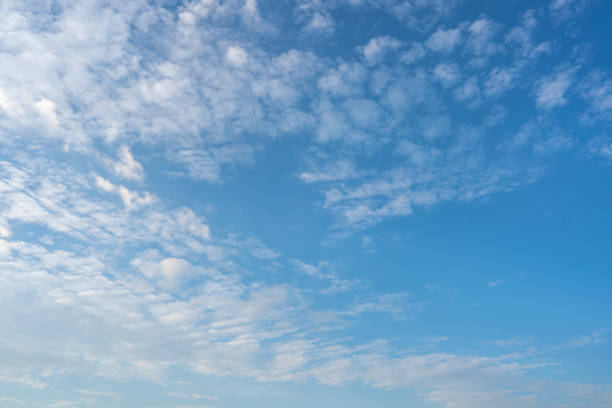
[{"x1": 0, "y1": 0, "x2": 611, "y2": 407}]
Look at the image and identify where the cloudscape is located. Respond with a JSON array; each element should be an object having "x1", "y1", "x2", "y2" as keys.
[{"x1": 1, "y1": 0, "x2": 611, "y2": 407}]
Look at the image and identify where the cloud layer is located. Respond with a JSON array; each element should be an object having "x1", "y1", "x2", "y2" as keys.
[{"x1": 0, "y1": 0, "x2": 611, "y2": 407}]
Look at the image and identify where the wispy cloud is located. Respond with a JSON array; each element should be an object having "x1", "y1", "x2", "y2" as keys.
[
  {"x1": 536, "y1": 67, "x2": 576, "y2": 109},
  {"x1": 566, "y1": 329, "x2": 608, "y2": 347},
  {"x1": 488, "y1": 279, "x2": 507, "y2": 288}
]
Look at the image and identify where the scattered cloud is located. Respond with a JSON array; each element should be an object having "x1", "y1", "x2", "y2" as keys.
[
  {"x1": 299, "y1": 160, "x2": 360, "y2": 183},
  {"x1": 464, "y1": 17, "x2": 501, "y2": 62},
  {"x1": 491, "y1": 337, "x2": 532, "y2": 347},
  {"x1": 433, "y1": 62, "x2": 461, "y2": 87},
  {"x1": 94, "y1": 174, "x2": 154, "y2": 210},
  {"x1": 427, "y1": 27, "x2": 462, "y2": 53},
  {"x1": 75, "y1": 390, "x2": 123, "y2": 399},
  {"x1": 0, "y1": 1, "x2": 610, "y2": 407},
  {"x1": 484, "y1": 67, "x2": 517, "y2": 97},
  {"x1": 587, "y1": 136, "x2": 612, "y2": 161},
  {"x1": 567, "y1": 329, "x2": 608, "y2": 347},
  {"x1": 549, "y1": 0, "x2": 592, "y2": 23},
  {"x1": 33, "y1": 98, "x2": 59, "y2": 126},
  {"x1": 536, "y1": 68, "x2": 575, "y2": 109},
  {"x1": 488, "y1": 279, "x2": 507, "y2": 288},
  {"x1": 293, "y1": 259, "x2": 360, "y2": 295},
  {"x1": 578, "y1": 70, "x2": 612, "y2": 120},
  {"x1": 360, "y1": 36, "x2": 402, "y2": 65},
  {"x1": 304, "y1": 12, "x2": 335, "y2": 34},
  {"x1": 226, "y1": 46, "x2": 249, "y2": 68},
  {"x1": 454, "y1": 76, "x2": 481, "y2": 104},
  {"x1": 401, "y1": 43, "x2": 426, "y2": 64},
  {"x1": 166, "y1": 392, "x2": 218, "y2": 401},
  {"x1": 106, "y1": 145, "x2": 145, "y2": 182},
  {"x1": 0, "y1": 374, "x2": 48, "y2": 390}
]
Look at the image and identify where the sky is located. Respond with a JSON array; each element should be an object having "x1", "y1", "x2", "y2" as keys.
[{"x1": 0, "y1": 0, "x2": 611, "y2": 407}]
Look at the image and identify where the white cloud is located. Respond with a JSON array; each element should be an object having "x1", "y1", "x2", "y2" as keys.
[
  {"x1": 0, "y1": 374, "x2": 47, "y2": 389},
  {"x1": 0, "y1": 158, "x2": 209, "y2": 253},
  {"x1": 175, "y1": 405, "x2": 215, "y2": 408},
  {"x1": 33, "y1": 98, "x2": 59, "y2": 125},
  {"x1": 0, "y1": 239, "x2": 10, "y2": 257},
  {"x1": 360, "y1": 36, "x2": 402, "y2": 65},
  {"x1": 396, "y1": 141, "x2": 440, "y2": 167},
  {"x1": 499, "y1": 119, "x2": 572, "y2": 156},
  {"x1": 491, "y1": 337, "x2": 530, "y2": 347},
  {"x1": 0, "y1": 140, "x2": 605, "y2": 408},
  {"x1": 549, "y1": 0, "x2": 591, "y2": 23},
  {"x1": 587, "y1": 137, "x2": 612, "y2": 161},
  {"x1": 0, "y1": 397, "x2": 27, "y2": 406},
  {"x1": 308, "y1": 350, "x2": 545, "y2": 408},
  {"x1": 224, "y1": 234, "x2": 280, "y2": 260},
  {"x1": 299, "y1": 160, "x2": 359, "y2": 183},
  {"x1": 75, "y1": 389, "x2": 123, "y2": 399},
  {"x1": 107, "y1": 145, "x2": 145, "y2": 181},
  {"x1": 318, "y1": 62, "x2": 367, "y2": 96},
  {"x1": 94, "y1": 174, "x2": 115, "y2": 192},
  {"x1": 293, "y1": 259, "x2": 359, "y2": 295},
  {"x1": 433, "y1": 63, "x2": 461, "y2": 87},
  {"x1": 505, "y1": 10, "x2": 551, "y2": 59},
  {"x1": 315, "y1": 120, "x2": 545, "y2": 230},
  {"x1": 484, "y1": 104, "x2": 507, "y2": 126},
  {"x1": 484, "y1": 67, "x2": 517, "y2": 97},
  {"x1": 157, "y1": 257, "x2": 194, "y2": 282},
  {"x1": 0, "y1": 219, "x2": 11, "y2": 238},
  {"x1": 132, "y1": 255, "x2": 200, "y2": 289},
  {"x1": 94, "y1": 174, "x2": 154, "y2": 210},
  {"x1": 427, "y1": 27, "x2": 462, "y2": 52},
  {"x1": 0, "y1": 2, "x2": 609, "y2": 407},
  {"x1": 178, "y1": 11, "x2": 197, "y2": 26},
  {"x1": 566, "y1": 329, "x2": 607, "y2": 347},
  {"x1": 532, "y1": 133, "x2": 574, "y2": 154},
  {"x1": 488, "y1": 279, "x2": 506, "y2": 288},
  {"x1": 400, "y1": 43, "x2": 426, "y2": 64},
  {"x1": 241, "y1": 0, "x2": 261, "y2": 24},
  {"x1": 0, "y1": 0, "x2": 319, "y2": 175},
  {"x1": 0, "y1": 88, "x2": 23, "y2": 117},
  {"x1": 297, "y1": 0, "x2": 457, "y2": 32},
  {"x1": 0, "y1": 235, "x2": 300, "y2": 382},
  {"x1": 465, "y1": 17, "x2": 501, "y2": 63},
  {"x1": 578, "y1": 71, "x2": 612, "y2": 120},
  {"x1": 454, "y1": 76, "x2": 481, "y2": 103},
  {"x1": 225, "y1": 46, "x2": 248, "y2": 67},
  {"x1": 166, "y1": 391, "x2": 218, "y2": 401},
  {"x1": 343, "y1": 98, "x2": 383, "y2": 129},
  {"x1": 305, "y1": 12, "x2": 335, "y2": 34},
  {"x1": 536, "y1": 69, "x2": 574, "y2": 109},
  {"x1": 315, "y1": 106, "x2": 352, "y2": 143},
  {"x1": 172, "y1": 145, "x2": 256, "y2": 182}
]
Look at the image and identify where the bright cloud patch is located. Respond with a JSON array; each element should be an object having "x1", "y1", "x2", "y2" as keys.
[
  {"x1": 109, "y1": 145, "x2": 145, "y2": 181},
  {"x1": 427, "y1": 27, "x2": 462, "y2": 52},
  {"x1": 226, "y1": 46, "x2": 249, "y2": 67},
  {"x1": 536, "y1": 68, "x2": 575, "y2": 109},
  {"x1": 33, "y1": 98, "x2": 59, "y2": 125}
]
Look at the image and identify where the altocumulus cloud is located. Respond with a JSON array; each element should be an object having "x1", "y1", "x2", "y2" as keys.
[{"x1": 0, "y1": 0, "x2": 611, "y2": 407}]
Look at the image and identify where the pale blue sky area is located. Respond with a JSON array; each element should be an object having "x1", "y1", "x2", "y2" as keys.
[{"x1": 0, "y1": 0, "x2": 611, "y2": 407}]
